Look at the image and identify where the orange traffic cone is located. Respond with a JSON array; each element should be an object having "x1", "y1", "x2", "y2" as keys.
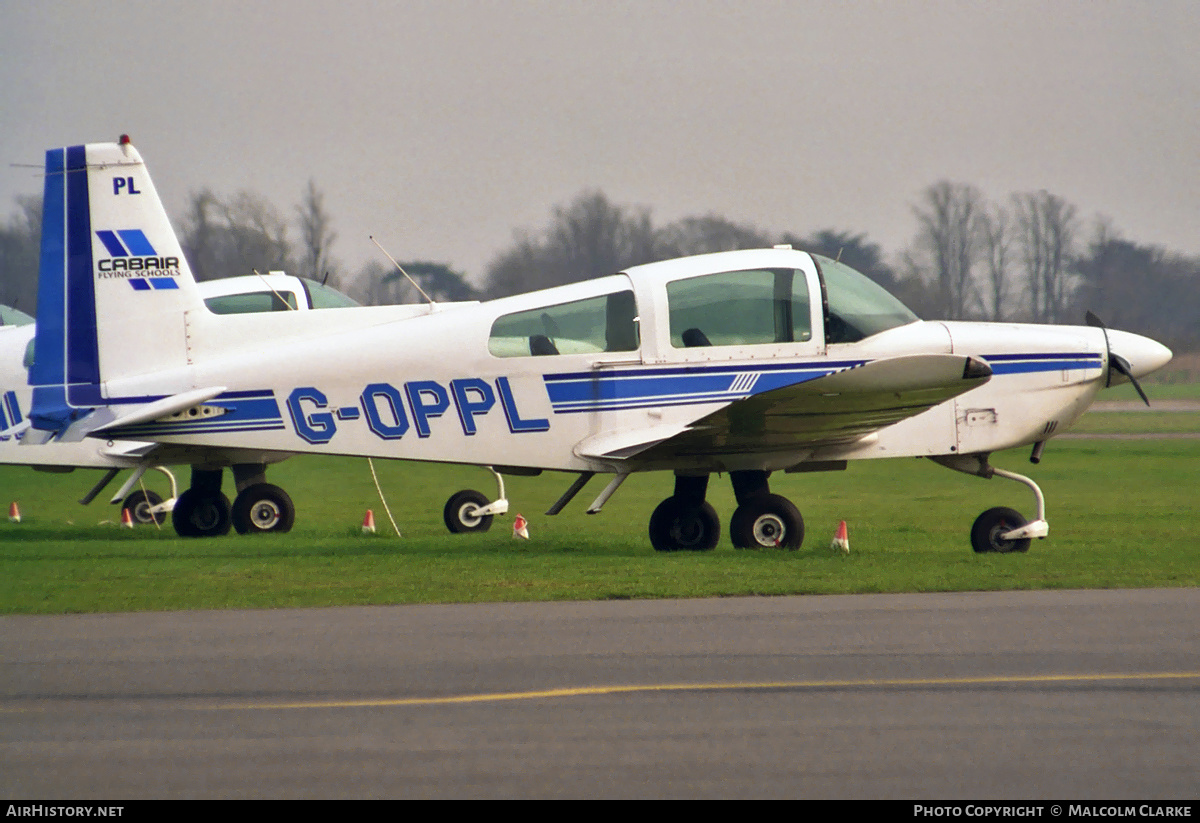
[
  {"x1": 830, "y1": 520, "x2": 850, "y2": 554},
  {"x1": 362, "y1": 509, "x2": 376, "y2": 534},
  {"x1": 512, "y1": 513, "x2": 529, "y2": 539},
  {"x1": 120, "y1": 508, "x2": 135, "y2": 529},
  {"x1": 8, "y1": 502, "x2": 20, "y2": 523}
]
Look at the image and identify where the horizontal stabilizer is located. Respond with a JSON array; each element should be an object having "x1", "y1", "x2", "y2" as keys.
[
  {"x1": 88, "y1": 386, "x2": 228, "y2": 435},
  {"x1": 1, "y1": 419, "x2": 31, "y2": 440}
]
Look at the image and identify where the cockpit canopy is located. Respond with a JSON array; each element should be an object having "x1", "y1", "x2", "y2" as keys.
[{"x1": 485, "y1": 248, "x2": 920, "y2": 358}]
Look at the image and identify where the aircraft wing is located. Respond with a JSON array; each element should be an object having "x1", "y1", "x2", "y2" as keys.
[{"x1": 578, "y1": 354, "x2": 991, "y2": 462}]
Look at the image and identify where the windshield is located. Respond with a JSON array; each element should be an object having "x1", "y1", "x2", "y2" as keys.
[
  {"x1": 814, "y1": 255, "x2": 919, "y2": 343},
  {"x1": 302, "y1": 278, "x2": 360, "y2": 309}
]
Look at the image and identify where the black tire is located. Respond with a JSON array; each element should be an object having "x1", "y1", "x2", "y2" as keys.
[
  {"x1": 648, "y1": 498, "x2": 720, "y2": 552},
  {"x1": 729, "y1": 494, "x2": 804, "y2": 549},
  {"x1": 171, "y1": 489, "x2": 232, "y2": 538},
  {"x1": 232, "y1": 483, "x2": 296, "y2": 534},
  {"x1": 970, "y1": 506, "x2": 1031, "y2": 553},
  {"x1": 444, "y1": 489, "x2": 493, "y2": 533},
  {"x1": 121, "y1": 489, "x2": 166, "y2": 526}
]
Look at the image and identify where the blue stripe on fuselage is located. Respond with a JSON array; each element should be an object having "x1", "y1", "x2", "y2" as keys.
[
  {"x1": 983, "y1": 353, "x2": 1103, "y2": 375},
  {"x1": 543, "y1": 360, "x2": 864, "y2": 413}
]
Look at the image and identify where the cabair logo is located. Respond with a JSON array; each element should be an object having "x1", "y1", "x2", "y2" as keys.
[{"x1": 95, "y1": 229, "x2": 180, "y2": 290}]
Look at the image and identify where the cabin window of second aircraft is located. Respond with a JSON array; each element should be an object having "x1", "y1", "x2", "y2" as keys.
[
  {"x1": 667, "y1": 268, "x2": 811, "y2": 348},
  {"x1": 489, "y1": 291, "x2": 639, "y2": 357}
]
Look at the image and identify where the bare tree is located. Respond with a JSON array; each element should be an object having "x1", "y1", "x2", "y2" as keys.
[
  {"x1": 483, "y1": 232, "x2": 554, "y2": 298},
  {"x1": 657, "y1": 214, "x2": 771, "y2": 258},
  {"x1": 978, "y1": 204, "x2": 1015, "y2": 321},
  {"x1": 908, "y1": 181, "x2": 985, "y2": 319},
  {"x1": 547, "y1": 190, "x2": 658, "y2": 282},
  {"x1": 0, "y1": 195, "x2": 42, "y2": 314},
  {"x1": 295, "y1": 179, "x2": 338, "y2": 286},
  {"x1": 484, "y1": 190, "x2": 658, "y2": 297},
  {"x1": 180, "y1": 189, "x2": 293, "y2": 281},
  {"x1": 1013, "y1": 190, "x2": 1078, "y2": 323},
  {"x1": 179, "y1": 189, "x2": 220, "y2": 280},
  {"x1": 382, "y1": 261, "x2": 477, "y2": 303},
  {"x1": 783, "y1": 228, "x2": 899, "y2": 290}
]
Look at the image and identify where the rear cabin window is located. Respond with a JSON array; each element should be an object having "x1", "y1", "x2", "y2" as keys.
[
  {"x1": 667, "y1": 268, "x2": 811, "y2": 348},
  {"x1": 489, "y1": 291, "x2": 639, "y2": 357}
]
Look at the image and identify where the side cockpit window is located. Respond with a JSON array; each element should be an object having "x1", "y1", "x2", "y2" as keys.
[
  {"x1": 667, "y1": 269, "x2": 811, "y2": 348},
  {"x1": 489, "y1": 290, "x2": 639, "y2": 357}
]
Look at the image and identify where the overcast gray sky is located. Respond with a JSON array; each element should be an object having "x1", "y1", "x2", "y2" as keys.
[{"x1": 2, "y1": 0, "x2": 1197, "y2": 284}]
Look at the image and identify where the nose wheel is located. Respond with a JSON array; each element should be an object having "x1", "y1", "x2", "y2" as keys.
[
  {"x1": 444, "y1": 489, "x2": 494, "y2": 533},
  {"x1": 970, "y1": 506, "x2": 1031, "y2": 553},
  {"x1": 933, "y1": 455, "x2": 1050, "y2": 553},
  {"x1": 120, "y1": 489, "x2": 167, "y2": 526},
  {"x1": 443, "y1": 468, "x2": 510, "y2": 533}
]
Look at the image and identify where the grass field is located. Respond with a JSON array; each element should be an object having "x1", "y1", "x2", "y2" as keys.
[{"x1": 3, "y1": 426, "x2": 1197, "y2": 613}]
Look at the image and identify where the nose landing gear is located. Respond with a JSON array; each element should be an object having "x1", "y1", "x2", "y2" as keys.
[{"x1": 932, "y1": 455, "x2": 1049, "y2": 554}]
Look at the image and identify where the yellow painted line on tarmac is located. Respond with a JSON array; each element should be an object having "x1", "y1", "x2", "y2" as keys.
[{"x1": 205, "y1": 671, "x2": 1200, "y2": 711}]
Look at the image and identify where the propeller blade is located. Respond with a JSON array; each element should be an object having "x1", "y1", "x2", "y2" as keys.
[
  {"x1": 1086, "y1": 310, "x2": 1152, "y2": 406},
  {"x1": 1111, "y1": 354, "x2": 1151, "y2": 406}
]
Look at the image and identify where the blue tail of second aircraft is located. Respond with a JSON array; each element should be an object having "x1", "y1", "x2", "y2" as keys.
[{"x1": 30, "y1": 137, "x2": 205, "y2": 436}]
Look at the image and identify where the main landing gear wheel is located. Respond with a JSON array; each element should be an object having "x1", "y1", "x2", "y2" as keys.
[
  {"x1": 970, "y1": 507, "x2": 1031, "y2": 554},
  {"x1": 648, "y1": 498, "x2": 720, "y2": 552},
  {"x1": 171, "y1": 490, "x2": 233, "y2": 538},
  {"x1": 232, "y1": 483, "x2": 295, "y2": 534},
  {"x1": 121, "y1": 489, "x2": 166, "y2": 526},
  {"x1": 444, "y1": 489, "x2": 494, "y2": 533},
  {"x1": 730, "y1": 494, "x2": 804, "y2": 550}
]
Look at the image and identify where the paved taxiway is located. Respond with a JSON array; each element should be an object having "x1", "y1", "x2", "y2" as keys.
[{"x1": 2, "y1": 589, "x2": 1197, "y2": 798}]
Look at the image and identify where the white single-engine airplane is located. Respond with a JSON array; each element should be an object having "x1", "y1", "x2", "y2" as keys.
[
  {"x1": 21, "y1": 139, "x2": 1172, "y2": 551},
  {"x1": 2, "y1": 272, "x2": 367, "y2": 528}
]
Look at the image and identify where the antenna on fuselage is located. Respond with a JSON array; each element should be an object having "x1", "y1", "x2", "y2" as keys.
[
  {"x1": 252, "y1": 270, "x2": 299, "y2": 311},
  {"x1": 369, "y1": 236, "x2": 437, "y2": 307}
]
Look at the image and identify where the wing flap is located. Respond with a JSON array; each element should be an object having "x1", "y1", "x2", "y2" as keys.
[{"x1": 621, "y1": 354, "x2": 990, "y2": 462}]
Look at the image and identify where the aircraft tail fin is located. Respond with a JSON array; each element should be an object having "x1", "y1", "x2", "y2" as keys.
[{"x1": 29, "y1": 138, "x2": 205, "y2": 435}]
